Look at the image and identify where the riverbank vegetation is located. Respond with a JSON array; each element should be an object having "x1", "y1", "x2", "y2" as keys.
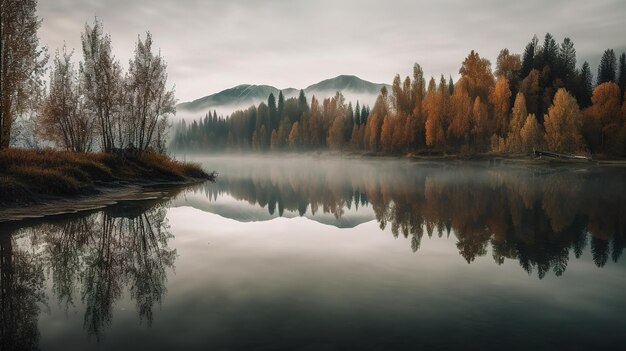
[
  {"x1": 0, "y1": 1, "x2": 212, "y2": 206},
  {"x1": 0, "y1": 148, "x2": 212, "y2": 205},
  {"x1": 174, "y1": 34, "x2": 626, "y2": 158}
]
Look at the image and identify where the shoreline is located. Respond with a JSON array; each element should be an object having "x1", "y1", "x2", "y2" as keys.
[
  {"x1": 0, "y1": 148, "x2": 216, "y2": 222},
  {"x1": 173, "y1": 150, "x2": 626, "y2": 167},
  {"x1": 0, "y1": 180, "x2": 203, "y2": 223}
]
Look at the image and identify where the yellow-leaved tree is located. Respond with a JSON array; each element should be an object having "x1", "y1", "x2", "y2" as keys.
[{"x1": 544, "y1": 88, "x2": 586, "y2": 153}]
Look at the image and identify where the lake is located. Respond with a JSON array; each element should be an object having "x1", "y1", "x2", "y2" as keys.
[{"x1": 1, "y1": 155, "x2": 625, "y2": 350}]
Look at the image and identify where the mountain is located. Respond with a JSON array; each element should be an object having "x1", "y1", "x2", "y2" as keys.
[
  {"x1": 176, "y1": 75, "x2": 388, "y2": 118},
  {"x1": 177, "y1": 84, "x2": 299, "y2": 112},
  {"x1": 305, "y1": 75, "x2": 384, "y2": 96}
]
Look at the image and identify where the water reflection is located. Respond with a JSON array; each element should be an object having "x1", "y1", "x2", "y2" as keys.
[
  {"x1": 182, "y1": 159, "x2": 626, "y2": 278},
  {"x1": 0, "y1": 197, "x2": 174, "y2": 349}
]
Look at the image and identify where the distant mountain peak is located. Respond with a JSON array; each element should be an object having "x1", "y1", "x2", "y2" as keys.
[{"x1": 177, "y1": 75, "x2": 388, "y2": 115}]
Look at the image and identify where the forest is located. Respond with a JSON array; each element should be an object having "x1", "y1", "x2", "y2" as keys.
[{"x1": 174, "y1": 33, "x2": 626, "y2": 157}]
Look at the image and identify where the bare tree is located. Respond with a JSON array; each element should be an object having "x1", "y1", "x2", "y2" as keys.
[
  {"x1": 123, "y1": 32, "x2": 175, "y2": 151},
  {"x1": 80, "y1": 18, "x2": 123, "y2": 152},
  {"x1": 0, "y1": 0, "x2": 47, "y2": 148},
  {"x1": 39, "y1": 47, "x2": 93, "y2": 152}
]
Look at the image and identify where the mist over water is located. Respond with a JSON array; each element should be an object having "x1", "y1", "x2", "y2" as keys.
[{"x1": 2, "y1": 155, "x2": 626, "y2": 350}]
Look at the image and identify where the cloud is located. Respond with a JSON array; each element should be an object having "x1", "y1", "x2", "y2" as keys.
[{"x1": 38, "y1": 0, "x2": 626, "y2": 102}]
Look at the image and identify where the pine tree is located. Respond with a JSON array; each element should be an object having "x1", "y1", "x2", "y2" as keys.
[
  {"x1": 597, "y1": 49, "x2": 617, "y2": 85},
  {"x1": 278, "y1": 91, "x2": 285, "y2": 119},
  {"x1": 617, "y1": 53, "x2": 626, "y2": 94},
  {"x1": 298, "y1": 89, "x2": 308, "y2": 114},
  {"x1": 558, "y1": 37, "x2": 576, "y2": 80},
  {"x1": 520, "y1": 36, "x2": 538, "y2": 79},
  {"x1": 578, "y1": 61, "x2": 593, "y2": 107},
  {"x1": 268, "y1": 93, "x2": 278, "y2": 131},
  {"x1": 542, "y1": 33, "x2": 558, "y2": 68},
  {"x1": 448, "y1": 76, "x2": 455, "y2": 95}
]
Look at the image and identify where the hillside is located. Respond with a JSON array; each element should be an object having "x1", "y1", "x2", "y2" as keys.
[{"x1": 177, "y1": 75, "x2": 388, "y2": 116}]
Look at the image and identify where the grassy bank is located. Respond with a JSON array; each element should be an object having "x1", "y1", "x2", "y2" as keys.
[{"x1": 0, "y1": 148, "x2": 215, "y2": 205}]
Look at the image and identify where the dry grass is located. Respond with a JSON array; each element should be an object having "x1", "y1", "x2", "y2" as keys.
[{"x1": 0, "y1": 148, "x2": 214, "y2": 205}]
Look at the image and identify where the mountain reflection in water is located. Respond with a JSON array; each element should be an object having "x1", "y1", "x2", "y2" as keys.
[
  {"x1": 1, "y1": 156, "x2": 625, "y2": 350},
  {"x1": 179, "y1": 157, "x2": 626, "y2": 277}
]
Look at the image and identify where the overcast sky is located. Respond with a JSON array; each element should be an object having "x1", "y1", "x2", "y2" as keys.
[{"x1": 39, "y1": 0, "x2": 626, "y2": 102}]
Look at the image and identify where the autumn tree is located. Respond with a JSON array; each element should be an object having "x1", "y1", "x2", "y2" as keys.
[
  {"x1": 471, "y1": 96, "x2": 490, "y2": 150},
  {"x1": 366, "y1": 86, "x2": 388, "y2": 151},
  {"x1": 520, "y1": 113, "x2": 543, "y2": 152},
  {"x1": 408, "y1": 63, "x2": 426, "y2": 148},
  {"x1": 448, "y1": 79, "x2": 472, "y2": 146},
  {"x1": 326, "y1": 92, "x2": 347, "y2": 150},
  {"x1": 544, "y1": 88, "x2": 586, "y2": 153},
  {"x1": 585, "y1": 82, "x2": 623, "y2": 154},
  {"x1": 597, "y1": 49, "x2": 617, "y2": 85},
  {"x1": 288, "y1": 121, "x2": 300, "y2": 149},
  {"x1": 506, "y1": 93, "x2": 528, "y2": 152},
  {"x1": 489, "y1": 76, "x2": 512, "y2": 137},
  {"x1": 459, "y1": 50, "x2": 494, "y2": 102},
  {"x1": 495, "y1": 48, "x2": 521, "y2": 96},
  {"x1": 0, "y1": 0, "x2": 47, "y2": 148},
  {"x1": 424, "y1": 77, "x2": 448, "y2": 150},
  {"x1": 39, "y1": 48, "x2": 93, "y2": 151},
  {"x1": 519, "y1": 69, "x2": 541, "y2": 118}
]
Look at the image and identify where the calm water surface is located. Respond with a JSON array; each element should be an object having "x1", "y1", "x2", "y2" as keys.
[{"x1": 1, "y1": 155, "x2": 626, "y2": 350}]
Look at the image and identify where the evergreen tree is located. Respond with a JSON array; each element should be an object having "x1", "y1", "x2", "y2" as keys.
[
  {"x1": 542, "y1": 33, "x2": 558, "y2": 68},
  {"x1": 448, "y1": 76, "x2": 455, "y2": 95},
  {"x1": 268, "y1": 93, "x2": 278, "y2": 131},
  {"x1": 617, "y1": 53, "x2": 626, "y2": 94},
  {"x1": 278, "y1": 91, "x2": 285, "y2": 119},
  {"x1": 578, "y1": 61, "x2": 593, "y2": 107},
  {"x1": 558, "y1": 37, "x2": 576, "y2": 80},
  {"x1": 298, "y1": 89, "x2": 308, "y2": 114},
  {"x1": 520, "y1": 36, "x2": 538, "y2": 79},
  {"x1": 597, "y1": 49, "x2": 617, "y2": 85}
]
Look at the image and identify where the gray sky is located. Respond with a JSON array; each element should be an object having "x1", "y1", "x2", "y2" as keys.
[{"x1": 39, "y1": 0, "x2": 626, "y2": 102}]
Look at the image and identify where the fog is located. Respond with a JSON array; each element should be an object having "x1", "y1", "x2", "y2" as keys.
[{"x1": 174, "y1": 90, "x2": 380, "y2": 123}]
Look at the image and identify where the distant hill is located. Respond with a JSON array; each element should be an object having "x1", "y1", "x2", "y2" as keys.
[
  {"x1": 177, "y1": 75, "x2": 388, "y2": 118},
  {"x1": 177, "y1": 84, "x2": 299, "y2": 112},
  {"x1": 305, "y1": 75, "x2": 385, "y2": 96}
]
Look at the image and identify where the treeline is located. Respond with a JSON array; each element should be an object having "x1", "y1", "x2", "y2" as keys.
[
  {"x1": 173, "y1": 91, "x2": 371, "y2": 151},
  {"x1": 175, "y1": 33, "x2": 626, "y2": 156},
  {"x1": 0, "y1": 1, "x2": 175, "y2": 153}
]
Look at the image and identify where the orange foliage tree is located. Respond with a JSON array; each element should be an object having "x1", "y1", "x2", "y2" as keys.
[{"x1": 544, "y1": 89, "x2": 586, "y2": 153}]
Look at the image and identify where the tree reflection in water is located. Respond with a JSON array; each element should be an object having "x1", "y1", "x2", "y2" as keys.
[
  {"x1": 188, "y1": 163, "x2": 626, "y2": 279},
  {"x1": 0, "y1": 199, "x2": 175, "y2": 347}
]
